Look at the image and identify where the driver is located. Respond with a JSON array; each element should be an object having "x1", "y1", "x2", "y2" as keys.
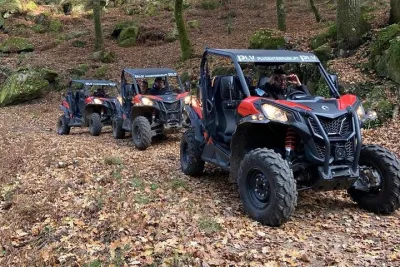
[
  {"x1": 149, "y1": 77, "x2": 167, "y2": 95},
  {"x1": 93, "y1": 87, "x2": 106, "y2": 97},
  {"x1": 257, "y1": 69, "x2": 310, "y2": 100}
]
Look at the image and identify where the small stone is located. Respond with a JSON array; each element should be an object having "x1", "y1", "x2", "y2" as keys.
[{"x1": 57, "y1": 161, "x2": 67, "y2": 168}]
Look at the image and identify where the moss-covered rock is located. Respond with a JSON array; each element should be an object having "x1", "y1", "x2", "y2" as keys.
[
  {"x1": 72, "y1": 40, "x2": 86, "y2": 47},
  {"x1": 188, "y1": 20, "x2": 199, "y2": 29},
  {"x1": 0, "y1": 69, "x2": 50, "y2": 106},
  {"x1": 94, "y1": 65, "x2": 108, "y2": 79},
  {"x1": 25, "y1": 1, "x2": 38, "y2": 12},
  {"x1": 313, "y1": 43, "x2": 333, "y2": 65},
  {"x1": 92, "y1": 50, "x2": 116, "y2": 63},
  {"x1": 65, "y1": 30, "x2": 89, "y2": 40},
  {"x1": 0, "y1": 0, "x2": 22, "y2": 14},
  {"x1": 70, "y1": 64, "x2": 89, "y2": 78},
  {"x1": 49, "y1": 19, "x2": 63, "y2": 32},
  {"x1": 370, "y1": 24, "x2": 400, "y2": 59},
  {"x1": 375, "y1": 36, "x2": 400, "y2": 84},
  {"x1": 0, "y1": 37, "x2": 34, "y2": 53},
  {"x1": 60, "y1": 0, "x2": 88, "y2": 15},
  {"x1": 249, "y1": 29, "x2": 286, "y2": 49},
  {"x1": 311, "y1": 23, "x2": 337, "y2": 49},
  {"x1": 0, "y1": 66, "x2": 12, "y2": 85},
  {"x1": 117, "y1": 26, "x2": 139, "y2": 47},
  {"x1": 32, "y1": 24, "x2": 47, "y2": 33},
  {"x1": 111, "y1": 20, "x2": 137, "y2": 38},
  {"x1": 165, "y1": 27, "x2": 178, "y2": 42}
]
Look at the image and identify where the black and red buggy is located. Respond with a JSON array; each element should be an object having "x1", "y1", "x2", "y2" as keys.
[
  {"x1": 111, "y1": 68, "x2": 190, "y2": 150},
  {"x1": 181, "y1": 48, "x2": 400, "y2": 226},
  {"x1": 57, "y1": 80, "x2": 118, "y2": 136}
]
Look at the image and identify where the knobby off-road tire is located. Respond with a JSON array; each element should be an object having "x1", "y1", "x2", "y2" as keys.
[
  {"x1": 180, "y1": 129, "x2": 204, "y2": 176},
  {"x1": 57, "y1": 115, "x2": 70, "y2": 135},
  {"x1": 238, "y1": 148, "x2": 297, "y2": 227},
  {"x1": 112, "y1": 118, "x2": 125, "y2": 139},
  {"x1": 348, "y1": 144, "x2": 400, "y2": 214},
  {"x1": 89, "y1": 113, "x2": 102, "y2": 136},
  {"x1": 132, "y1": 116, "x2": 152, "y2": 150}
]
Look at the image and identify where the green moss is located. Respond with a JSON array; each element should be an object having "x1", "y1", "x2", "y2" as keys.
[
  {"x1": 65, "y1": 30, "x2": 88, "y2": 40},
  {"x1": 249, "y1": 29, "x2": 285, "y2": 49},
  {"x1": 117, "y1": 26, "x2": 139, "y2": 47},
  {"x1": 25, "y1": 1, "x2": 38, "y2": 12},
  {"x1": 187, "y1": 20, "x2": 199, "y2": 29},
  {"x1": 0, "y1": 69, "x2": 49, "y2": 107},
  {"x1": 375, "y1": 37, "x2": 400, "y2": 84},
  {"x1": 0, "y1": 0, "x2": 22, "y2": 14},
  {"x1": 313, "y1": 43, "x2": 333, "y2": 65},
  {"x1": 49, "y1": 19, "x2": 63, "y2": 32},
  {"x1": 72, "y1": 40, "x2": 86, "y2": 48},
  {"x1": 165, "y1": 28, "x2": 178, "y2": 42},
  {"x1": 94, "y1": 65, "x2": 108, "y2": 79},
  {"x1": 370, "y1": 24, "x2": 400, "y2": 59},
  {"x1": 311, "y1": 23, "x2": 337, "y2": 49},
  {"x1": 200, "y1": 0, "x2": 220, "y2": 10},
  {"x1": 71, "y1": 64, "x2": 89, "y2": 78},
  {"x1": 0, "y1": 37, "x2": 34, "y2": 53},
  {"x1": 112, "y1": 20, "x2": 138, "y2": 38},
  {"x1": 32, "y1": 24, "x2": 47, "y2": 33}
]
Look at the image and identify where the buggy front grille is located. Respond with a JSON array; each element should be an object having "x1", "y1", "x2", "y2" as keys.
[
  {"x1": 314, "y1": 138, "x2": 355, "y2": 161},
  {"x1": 309, "y1": 114, "x2": 352, "y2": 138},
  {"x1": 163, "y1": 101, "x2": 181, "y2": 112}
]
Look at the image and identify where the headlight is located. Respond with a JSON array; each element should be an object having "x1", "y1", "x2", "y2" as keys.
[
  {"x1": 183, "y1": 95, "x2": 191, "y2": 105},
  {"x1": 261, "y1": 104, "x2": 288, "y2": 122},
  {"x1": 117, "y1": 96, "x2": 123, "y2": 104},
  {"x1": 356, "y1": 105, "x2": 365, "y2": 121},
  {"x1": 141, "y1": 97, "x2": 154, "y2": 106},
  {"x1": 93, "y1": 98, "x2": 103, "y2": 104}
]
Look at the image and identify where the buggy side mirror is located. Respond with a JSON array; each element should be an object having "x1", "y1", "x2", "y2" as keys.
[{"x1": 329, "y1": 74, "x2": 339, "y2": 90}]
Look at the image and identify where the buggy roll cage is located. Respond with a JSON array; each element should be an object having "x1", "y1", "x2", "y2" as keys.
[
  {"x1": 199, "y1": 48, "x2": 341, "y2": 105},
  {"x1": 120, "y1": 68, "x2": 185, "y2": 97},
  {"x1": 67, "y1": 80, "x2": 118, "y2": 95}
]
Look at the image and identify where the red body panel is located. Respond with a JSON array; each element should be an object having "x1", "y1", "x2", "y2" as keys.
[
  {"x1": 146, "y1": 95, "x2": 163, "y2": 101},
  {"x1": 62, "y1": 100, "x2": 70, "y2": 109},
  {"x1": 133, "y1": 94, "x2": 141, "y2": 104},
  {"x1": 275, "y1": 100, "x2": 312, "y2": 111},
  {"x1": 191, "y1": 98, "x2": 203, "y2": 119},
  {"x1": 237, "y1": 97, "x2": 261, "y2": 117},
  {"x1": 177, "y1": 92, "x2": 189, "y2": 100},
  {"x1": 337, "y1": 94, "x2": 357, "y2": 110}
]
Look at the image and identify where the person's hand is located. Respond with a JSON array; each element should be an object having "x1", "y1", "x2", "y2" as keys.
[{"x1": 288, "y1": 74, "x2": 301, "y2": 86}]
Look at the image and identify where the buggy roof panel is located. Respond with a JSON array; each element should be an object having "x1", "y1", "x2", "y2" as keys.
[
  {"x1": 206, "y1": 48, "x2": 320, "y2": 63},
  {"x1": 71, "y1": 80, "x2": 117, "y2": 86},
  {"x1": 123, "y1": 68, "x2": 178, "y2": 78}
]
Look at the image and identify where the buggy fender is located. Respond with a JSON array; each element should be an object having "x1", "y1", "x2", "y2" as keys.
[
  {"x1": 186, "y1": 105, "x2": 204, "y2": 142},
  {"x1": 59, "y1": 105, "x2": 70, "y2": 117}
]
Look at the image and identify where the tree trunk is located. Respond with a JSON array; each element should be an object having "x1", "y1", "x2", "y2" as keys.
[
  {"x1": 390, "y1": 0, "x2": 400, "y2": 24},
  {"x1": 175, "y1": 0, "x2": 193, "y2": 61},
  {"x1": 93, "y1": 0, "x2": 104, "y2": 51},
  {"x1": 276, "y1": 0, "x2": 286, "y2": 31},
  {"x1": 336, "y1": 0, "x2": 361, "y2": 49},
  {"x1": 310, "y1": 0, "x2": 322, "y2": 22}
]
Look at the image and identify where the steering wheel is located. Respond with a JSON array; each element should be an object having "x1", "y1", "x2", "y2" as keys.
[{"x1": 285, "y1": 90, "x2": 307, "y2": 100}]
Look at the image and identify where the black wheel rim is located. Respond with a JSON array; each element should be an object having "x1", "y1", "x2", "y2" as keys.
[
  {"x1": 182, "y1": 140, "x2": 190, "y2": 168},
  {"x1": 133, "y1": 124, "x2": 141, "y2": 143},
  {"x1": 57, "y1": 118, "x2": 63, "y2": 134},
  {"x1": 112, "y1": 120, "x2": 116, "y2": 135},
  {"x1": 247, "y1": 168, "x2": 271, "y2": 209}
]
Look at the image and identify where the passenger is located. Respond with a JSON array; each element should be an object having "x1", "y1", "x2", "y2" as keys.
[
  {"x1": 141, "y1": 80, "x2": 149, "y2": 94},
  {"x1": 93, "y1": 87, "x2": 106, "y2": 97}
]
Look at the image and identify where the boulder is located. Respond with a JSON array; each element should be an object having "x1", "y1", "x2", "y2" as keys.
[
  {"x1": 0, "y1": 69, "x2": 50, "y2": 106},
  {"x1": 188, "y1": 20, "x2": 199, "y2": 29},
  {"x1": 313, "y1": 43, "x2": 333, "y2": 65},
  {"x1": 249, "y1": 29, "x2": 286, "y2": 49},
  {"x1": 0, "y1": 37, "x2": 34, "y2": 53},
  {"x1": 0, "y1": 0, "x2": 22, "y2": 14},
  {"x1": 111, "y1": 20, "x2": 137, "y2": 38},
  {"x1": 117, "y1": 26, "x2": 139, "y2": 47}
]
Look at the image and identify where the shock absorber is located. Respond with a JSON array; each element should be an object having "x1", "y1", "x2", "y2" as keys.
[{"x1": 285, "y1": 127, "x2": 297, "y2": 163}]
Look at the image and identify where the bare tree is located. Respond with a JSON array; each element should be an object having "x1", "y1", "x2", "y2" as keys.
[
  {"x1": 276, "y1": 0, "x2": 286, "y2": 31},
  {"x1": 310, "y1": 0, "x2": 322, "y2": 22},
  {"x1": 93, "y1": 0, "x2": 104, "y2": 51},
  {"x1": 390, "y1": 0, "x2": 400, "y2": 24},
  {"x1": 175, "y1": 0, "x2": 193, "y2": 60},
  {"x1": 336, "y1": 0, "x2": 362, "y2": 49}
]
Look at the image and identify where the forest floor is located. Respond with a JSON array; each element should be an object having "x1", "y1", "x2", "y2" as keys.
[{"x1": 1, "y1": 0, "x2": 400, "y2": 266}]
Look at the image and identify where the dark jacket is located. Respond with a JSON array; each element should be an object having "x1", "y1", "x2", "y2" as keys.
[
  {"x1": 149, "y1": 86, "x2": 166, "y2": 96},
  {"x1": 260, "y1": 83, "x2": 310, "y2": 100}
]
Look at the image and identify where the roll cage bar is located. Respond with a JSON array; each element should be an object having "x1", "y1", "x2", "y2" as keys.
[{"x1": 199, "y1": 48, "x2": 341, "y2": 111}]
